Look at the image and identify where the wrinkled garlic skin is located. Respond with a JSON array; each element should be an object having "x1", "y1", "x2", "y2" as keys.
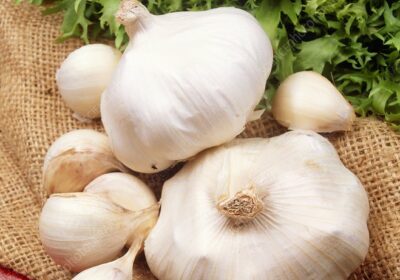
[
  {"x1": 72, "y1": 237, "x2": 142, "y2": 280},
  {"x1": 101, "y1": 0, "x2": 273, "y2": 173},
  {"x1": 145, "y1": 131, "x2": 370, "y2": 280},
  {"x1": 272, "y1": 71, "x2": 356, "y2": 132},
  {"x1": 84, "y1": 172, "x2": 159, "y2": 244},
  {"x1": 56, "y1": 44, "x2": 121, "y2": 119},
  {"x1": 39, "y1": 193, "x2": 138, "y2": 272},
  {"x1": 43, "y1": 129, "x2": 127, "y2": 194}
]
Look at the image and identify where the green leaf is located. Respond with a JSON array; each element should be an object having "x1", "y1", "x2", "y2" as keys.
[{"x1": 295, "y1": 36, "x2": 343, "y2": 73}]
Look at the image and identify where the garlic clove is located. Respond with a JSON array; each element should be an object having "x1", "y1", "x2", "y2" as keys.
[
  {"x1": 43, "y1": 129, "x2": 128, "y2": 194},
  {"x1": 56, "y1": 44, "x2": 121, "y2": 120},
  {"x1": 39, "y1": 192, "x2": 137, "y2": 272},
  {"x1": 84, "y1": 172, "x2": 159, "y2": 245},
  {"x1": 272, "y1": 71, "x2": 355, "y2": 132},
  {"x1": 145, "y1": 131, "x2": 369, "y2": 280},
  {"x1": 72, "y1": 237, "x2": 142, "y2": 280},
  {"x1": 101, "y1": 0, "x2": 273, "y2": 173}
]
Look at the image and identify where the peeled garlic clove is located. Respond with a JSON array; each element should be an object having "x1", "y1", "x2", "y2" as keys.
[
  {"x1": 272, "y1": 71, "x2": 355, "y2": 132},
  {"x1": 101, "y1": 0, "x2": 273, "y2": 173},
  {"x1": 84, "y1": 172, "x2": 159, "y2": 244},
  {"x1": 43, "y1": 129, "x2": 127, "y2": 194},
  {"x1": 56, "y1": 44, "x2": 121, "y2": 119},
  {"x1": 145, "y1": 131, "x2": 369, "y2": 280},
  {"x1": 72, "y1": 238, "x2": 142, "y2": 280},
  {"x1": 39, "y1": 193, "x2": 137, "y2": 272}
]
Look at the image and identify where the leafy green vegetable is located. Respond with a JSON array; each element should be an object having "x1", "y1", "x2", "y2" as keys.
[{"x1": 17, "y1": 0, "x2": 400, "y2": 130}]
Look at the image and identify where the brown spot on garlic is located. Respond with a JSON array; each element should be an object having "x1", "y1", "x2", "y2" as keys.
[{"x1": 304, "y1": 159, "x2": 321, "y2": 171}]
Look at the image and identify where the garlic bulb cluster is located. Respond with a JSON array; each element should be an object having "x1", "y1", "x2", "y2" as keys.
[
  {"x1": 39, "y1": 173, "x2": 158, "y2": 272},
  {"x1": 72, "y1": 237, "x2": 142, "y2": 280},
  {"x1": 101, "y1": 0, "x2": 273, "y2": 173},
  {"x1": 145, "y1": 131, "x2": 370, "y2": 280},
  {"x1": 56, "y1": 44, "x2": 121, "y2": 120},
  {"x1": 272, "y1": 71, "x2": 355, "y2": 132},
  {"x1": 43, "y1": 129, "x2": 127, "y2": 194}
]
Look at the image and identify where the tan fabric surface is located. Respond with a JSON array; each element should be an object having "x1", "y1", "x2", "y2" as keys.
[{"x1": 0, "y1": 1, "x2": 399, "y2": 279}]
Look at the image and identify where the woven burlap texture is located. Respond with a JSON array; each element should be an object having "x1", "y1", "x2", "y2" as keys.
[{"x1": 0, "y1": 1, "x2": 399, "y2": 279}]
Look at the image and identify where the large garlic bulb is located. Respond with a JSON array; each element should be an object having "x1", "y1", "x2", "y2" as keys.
[
  {"x1": 101, "y1": 0, "x2": 273, "y2": 173},
  {"x1": 145, "y1": 131, "x2": 370, "y2": 280}
]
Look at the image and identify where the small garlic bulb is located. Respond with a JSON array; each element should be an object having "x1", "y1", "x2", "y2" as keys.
[
  {"x1": 39, "y1": 192, "x2": 158, "y2": 272},
  {"x1": 84, "y1": 172, "x2": 158, "y2": 244},
  {"x1": 101, "y1": 0, "x2": 273, "y2": 173},
  {"x1": 43, "y1": 129, "x2": 127, "y2": 194},
  {"x1": 72, "y1": 238, "x2": 142, "y2": 280},
  {"x1": 56, "y1": 44, "x2": 121, "y2": 119},
  {"x1": 272, "y1": 71, "x2": 355, "y2": 132},
  {"x1": 145, "y1": 131, "x2": 369, "y2": 280}
]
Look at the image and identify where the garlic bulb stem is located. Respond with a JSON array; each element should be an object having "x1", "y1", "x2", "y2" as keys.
[
  {"x1": 116, "y1": 0, "x2": 152, "y2": 36},
  {"x1": 217, "y1": 188, "x2": 263, "y2": 220}
]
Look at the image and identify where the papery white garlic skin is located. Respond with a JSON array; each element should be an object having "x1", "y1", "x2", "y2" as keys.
[
  {"x1": 43, "y1": 129, "x2": 127, "y2": 194},
  {"x1": 145, "y1": 131, "x2": 369, "y2": 280},
  {"x1": 39, "y1": 193, "x2": 137, "y2": 272},
  {"x1": 84, "y1": 172, "x2": 158, "y2": 244},
  {"x1": 56, "y1": 44, "x2": 121, "y2": 119},
  {"x1": 72, "y1": 237, "x2": 142, "y2": 280},
  {"x1": 272, "y1": 71, "x2": 356, "y2": 132},
  {"x1": 101, "y1": 0, "x2": 273, "y2": 173}
]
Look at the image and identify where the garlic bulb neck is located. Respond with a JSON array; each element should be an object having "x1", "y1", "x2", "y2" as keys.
[
  {"x1": 116, "y1": 0, "x2": 153, "y2": 36},
  {"x1": 217, "y1": 188, "x2": 263, "y2": 220}
]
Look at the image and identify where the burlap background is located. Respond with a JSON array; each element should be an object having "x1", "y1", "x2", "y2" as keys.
[{"x1": 0, "y1": 1, "x2": 399, "y2": 279}]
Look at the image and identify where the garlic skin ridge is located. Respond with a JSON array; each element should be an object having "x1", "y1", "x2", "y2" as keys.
[
  {"x1": 43, "y1": 129, "x2": 128, "y2": 194},
  {"x1": 101, "y1": 0, "x2": 273, "y2": 173},
  {"x1": 145, "y1": 131, "x2": 370, "y2": 280},
  {"x1": 56, "y1": 44, "x2": 121, "y2": 119},
  {"x1": 272, "y1": 71, "x2": 356, "y2": 132}
]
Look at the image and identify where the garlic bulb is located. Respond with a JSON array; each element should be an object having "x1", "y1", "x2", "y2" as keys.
[
  {"x1": 72, "y1": 238, "x2": 142, "y2": 280},
  {"x1": 56, "y1": 44, "x2": 121, "y2": 119},
  {"x1": 84, "y1": 172, "x2": 158, "y2": 244},
  {"x1": 145, "y1": 131, "x2": 370, "y2": 280},
  {"x1": 43, "y1": 129, "x2": 127, "y2": 194},
  {"x1": 101, "y1": 0, "x2": 273, "y2": 173},
  {"x1": 272, "y1": 71, "x2": 355, "y2": 132},
  {"x1": 39, "y1": 192, "x2": 158, "y2": 272}
]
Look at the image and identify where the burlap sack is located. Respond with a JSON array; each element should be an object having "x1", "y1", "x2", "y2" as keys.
[{"x1": 0, "y1": 1, "x2": 399, "y2": 279}]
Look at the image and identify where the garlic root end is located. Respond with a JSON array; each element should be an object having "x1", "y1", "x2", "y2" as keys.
[{"x1": 217, "y1": 188, "x2": 263, "y2": 220}]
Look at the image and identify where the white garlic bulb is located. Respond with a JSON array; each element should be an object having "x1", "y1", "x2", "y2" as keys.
[
  {"x1": 101, "y1": 0, "x2": 273, "y2": 173},
  {"x1": 39, "y1": 192, "x2": 158, "y2": 272},
  {"x1": 84, "y1": 172, "x2": 158, "y2": 244},
  {"x1": 43, "y1": 129, "x2": 127, "y2": 194},
  {"x1": 272, "y1": 71, "x2": 355, "y2": 132},
  {"x1": 145, "y1": 131, "x2": 370, "y2": 280},
  {"x1": 72, "y1": 237, "x2": 142, "y2": 280},
  {"x1": 56, "y1": 44, "x2": 121, "y2": 119}
]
